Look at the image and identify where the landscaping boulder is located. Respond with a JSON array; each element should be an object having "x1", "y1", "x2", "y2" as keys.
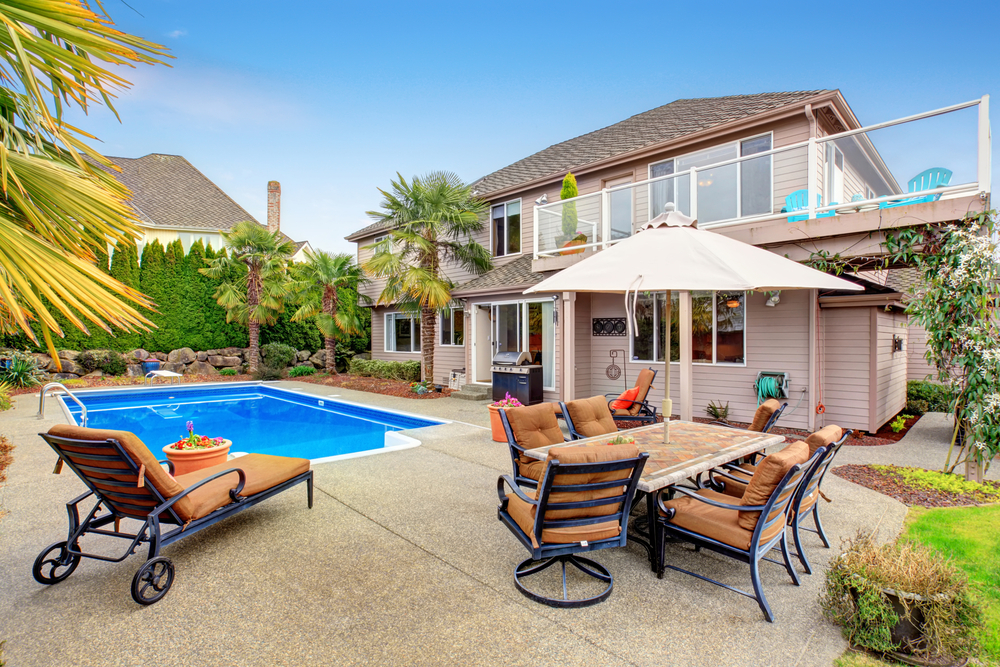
[
  {"x1": 52, "y1": 373, "x2": 80, "y2": 380},
  {"x1": 83, "y1": 371, "x2": 103, "y2": 378},
  {"x1": 208, "y1": 355, "x2": 240, "y2": 368},
  {"x1": 126, "y1": 364, "x2": 144, "y2": 377},
  {"x1": 58, "y1": 359, "x2": 83, "y2": 376},
  {"x1": 221, "y1": 347, "x2": 243, "y2": 357},
  {"x1": 153, "y1": 352, "x2": 168, "y2": 361},
  {"x1": 167, "y1": 347, "x2": 197, "y2": 364},
  {"x1": 32, "y1": 353, "x2": 54, "y2": 371},
  {"x1": 162, "y1": 362, "x2": 185, "y2": 373},
  {"x1": 353, "y1": 352, "x2": 371, "y2": 361},
  {"x1": 130, "y1": 348, "x2": 149, "y2": 361},
  {"x1": 196, "y1": 351, "x2": 208, "y2": 362},
  {"x1": 57, "y1": 350, "x2": 80, "y2": 361},
  {"x1": 308, "y1": 350, "x2": 326, "y2": 368},
  {"x1": 296, "y1": 350, "x2": 311, "y2": 362},
  {"x1": 185, "y1": 361, "x2": 218, "y2": 376}
]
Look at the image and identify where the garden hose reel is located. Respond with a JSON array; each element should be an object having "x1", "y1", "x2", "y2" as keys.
[{"x1": 754, "y1": 371, "x2": 789, "y2": 406}]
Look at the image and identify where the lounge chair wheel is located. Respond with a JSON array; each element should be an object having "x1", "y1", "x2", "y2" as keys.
[
  {"x1": 131, "y1": 557, "x2": 174, "y2": 605},
  {"x1": 32, "y1": 541, "x2": 81, "y2": 585}
]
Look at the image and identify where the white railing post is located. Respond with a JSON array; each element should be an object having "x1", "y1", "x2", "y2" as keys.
[
  {"x1": 978, "y1": 94, "x2": 991, "y2": 197},
  {"x1": 807, "y1": 136, "x2": 818, "y2": 220},
  {"x1": 689, "y1": 167, "x2": 698, "y2": 221},
  {"x1": 601, "y1": 188, "x2": 611, "y2": 249},
  {"x1": 532, "y1": 205, "x2": 540, "y2": 259}
]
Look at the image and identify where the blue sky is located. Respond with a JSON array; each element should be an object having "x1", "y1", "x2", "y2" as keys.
[{"x1": 73, "y1": 0, "x2": 999, "y2": 254}]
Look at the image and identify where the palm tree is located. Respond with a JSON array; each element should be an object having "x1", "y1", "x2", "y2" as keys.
[
  {"x1": 289, "y1": 250, "x2": 371, "y2": 374},
  {"x1": 364, "y1": 171, "x2": 491, "y2": 383},
  {"x1": 200, "y1": 222, "x2": 294, "y2": 371},
  {"x1": 0, "y1": 2, "x2": 169, "y2": 364}
]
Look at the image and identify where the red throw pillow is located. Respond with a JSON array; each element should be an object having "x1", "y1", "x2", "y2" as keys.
[{"x1": 610, "y1": 387, "x2": 640, "y2": 411}]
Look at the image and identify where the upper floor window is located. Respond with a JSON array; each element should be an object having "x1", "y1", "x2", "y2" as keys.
[
  {"x1": 385, "y1": 312, "x2": 420, "y2": 353},
  {"x1": 373, "y1": 234, "x2": 388, "y2": 244},
  {"x1": 648, "y1": 133, "x2": 772, "y2": 224},
  {"x1": 492, "y1": 200, "x2": 521, "y2": 257},
  {"x1": 631, "y1": 291, "x2": 746, "y2": 364},
  {"x1": 440, "y1": 308, "x2": 464, "y2": 346}
]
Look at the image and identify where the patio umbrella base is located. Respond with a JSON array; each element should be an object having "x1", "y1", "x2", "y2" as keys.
[{"x1": 514, "y1": 555, "x2": 613, "y2": 608}]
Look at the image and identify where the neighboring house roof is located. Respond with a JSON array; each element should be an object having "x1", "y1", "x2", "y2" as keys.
[
  {"x1": 470, "y1": 90, "x2": 831, "y2": 197},
  {"x1": 291, "y1": 240, "x2": 311, "y2": 255},
  {"x1": 452, "y1": 256, "x2": 548, "y2": 297}
]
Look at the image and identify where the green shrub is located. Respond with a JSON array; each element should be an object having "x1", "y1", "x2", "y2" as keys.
[
  {"x1": 252, "y1": 364, "x2": 283, "y2": 381},
  {"x1": 219, "y1": 368, "x2": 238, "y2": 376},
  {"x1": 77, "y1": 349, "x2": 128, "y2": 376},
  {"x1": 348, "y1": 358, "x2": 420, "y2": 382},
  {"x1": 906, "y1": 380, "x2": 953, "y2": 415},
  {"x1": 0, "y1": 352, "x2": 43, "y2": 387},
  {"x1": 261, "y1": 342, "x2": 297, "y2": 368},
  {"x1": 288, "y1": 365, "x2": 316, "y2": 378},
  {"x1": 0, "y1": 381, "x2": 12, "y2": 411}
]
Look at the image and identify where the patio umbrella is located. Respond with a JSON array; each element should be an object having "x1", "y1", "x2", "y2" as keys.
[{"x1": 524, "y1": 205, "x2": 863, "y2": 442}]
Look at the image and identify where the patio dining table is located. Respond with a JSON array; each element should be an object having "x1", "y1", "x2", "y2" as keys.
[{"x1": 522, "y1": 420, "x2": 785, "y2": 567}]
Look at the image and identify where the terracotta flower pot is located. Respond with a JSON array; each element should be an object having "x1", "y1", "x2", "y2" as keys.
[
  {"x1": 163, "y1": 439, "x2": 232, "y2": 476},
  {"x1": 488, "y1": 405, "x2": 508, "y2": 443}
]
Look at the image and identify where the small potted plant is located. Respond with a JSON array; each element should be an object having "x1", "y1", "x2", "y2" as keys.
[
  {"x1": 605, "y1": 434, "x2": 636, "y2": 446},
  {"x1": 162, "y1": 421, "x2": 231, "y2": 475},
  {"x1": 821, "y1": 532, "x2": 983, "y2": 666},
  {"x1": 488, "y1": 392, "x2": 523, "y2": 442}
]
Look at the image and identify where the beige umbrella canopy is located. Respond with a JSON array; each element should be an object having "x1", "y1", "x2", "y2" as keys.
[{"x1": 524, "y1": 205, "x2": 864, "y2": 442}]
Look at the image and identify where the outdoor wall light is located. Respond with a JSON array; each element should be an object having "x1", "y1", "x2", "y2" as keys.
[
  {"x1": 535, "y1": 193, "x2": 548, "y2": 205},
  {"x1": 765, "y1": 292, "x2": 781, "y2": 307}
]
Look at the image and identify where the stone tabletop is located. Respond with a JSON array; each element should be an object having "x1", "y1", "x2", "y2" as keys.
[{"x1": 524, "y1": 421, "x2": 784, "y2": 493}]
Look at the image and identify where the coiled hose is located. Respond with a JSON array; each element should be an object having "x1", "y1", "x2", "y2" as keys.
[{"x1": 754, "y1": 375, "x2": 783, "y2": 406}]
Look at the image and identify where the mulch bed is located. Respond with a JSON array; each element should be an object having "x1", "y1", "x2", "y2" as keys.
[
  {"x1": 0, "y1": 434, "x2": 13, "y2": 485},
  {"x1": 832, "y1": 464, "x2": 1000, "y2": 507}
]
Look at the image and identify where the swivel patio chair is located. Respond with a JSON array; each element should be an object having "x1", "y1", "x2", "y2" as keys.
[
  {"x1": 560, "y1": 395, "x2": 620, "y2": 440},
  {"x1": 499, "y1": 403, "x2": 570, "y2": 490},
  {"x1": 879, "y1": 167, "x2": 952, "y2": 209},
  {"x1": 605, "y1": 368, "x2": 658, "y2": 425},
  {"x1": 497, "y1": 444, "x2": 648, "y2": 607},
  {"x1": 33, "y1": 425, "x2": 313, "y2": 605},
  {"x1": 656, "y1": 439, "x2": 817, "y2": 622},
  {"x1": 711, "y1": 425, "x2": 851, "y2": 574}
]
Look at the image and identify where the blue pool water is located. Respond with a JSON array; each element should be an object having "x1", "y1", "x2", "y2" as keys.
[{"x1": 60, "y1": 383, "x2": 444, "y2": 461}]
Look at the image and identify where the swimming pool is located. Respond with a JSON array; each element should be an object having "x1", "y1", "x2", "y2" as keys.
[{"x1": 57, "y1": 383, "x2": 445, "y2": 463}]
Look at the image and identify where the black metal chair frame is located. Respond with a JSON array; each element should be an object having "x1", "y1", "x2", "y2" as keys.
[
  {"x1": 498, "y1": 408, "x2": 569, "y2": 490},
  {"x1": 33, "y1": 432, "x2": 313, "y2": 605},
  {"x1": 604, "y1": 368, "x2": 659, "y2": 425},
  {"x1": 710, "y1": 430, "x2": 852, "y2": 574},
  {"x1": 497, "y1": 451, "x2": 648, "y2": 608},
  {"x1": 655, "y1": 450, "x2": 820, "y2": 622},
  {"x1": 711, "y1": 401, "x2": 787, "y2": 436}
]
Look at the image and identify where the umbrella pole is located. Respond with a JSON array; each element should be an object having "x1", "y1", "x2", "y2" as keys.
[{"x1": 663, "y1": 290, "x2": 671, "y2": 444}]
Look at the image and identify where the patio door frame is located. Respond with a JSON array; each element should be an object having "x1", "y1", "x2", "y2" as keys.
[{"x1": 470, "y1": 298, "x2": 556, "y2": 390}]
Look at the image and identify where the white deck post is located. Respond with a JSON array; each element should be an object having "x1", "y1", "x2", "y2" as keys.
[
  {"x1": 532, "y1": 205, "x2": 540, "y2": 260},
  {"x1": 562, "y1": 292, "x2": 576, "y2": 402},
  {"x1": 679, "y1": 290, "x2": 693, "y2": 422},
  {"x1": 807, "y1": 136, "x2": 818, "y2": 220},
  {"x1": 978, "y1": 94, "x2": 991, "y2": 198},
  {"x1": 600, "y1": 189, "x2": 611, "y2": 249},
  {"x1": 808, "y1": 289, "x2": 818, "y2": 432},
  {"x1": 689, "y1": 167, "x2": 698, "y2": 221}
]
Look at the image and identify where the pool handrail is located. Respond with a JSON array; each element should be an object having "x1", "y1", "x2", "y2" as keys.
[{"x1": 37, "y1": 382, "x2": 88, "y2": 427}]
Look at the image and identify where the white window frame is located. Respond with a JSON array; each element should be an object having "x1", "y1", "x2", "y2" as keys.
[
  {"x1": 490, "y1": 199, "x2": 522, "y2": 258},
  {"x1": 384, "y1": 312, "x2": 420, "y2": 353},
  {"x1": 373, "y1": 234, "x2": 388, "y2": 244},
  {"x1": 647, "y1": 131, "x2": 774, "y2": 223},
  {"x1": 440, "y1": 308, "x2": 465, "y2": 346},
  {"x1": 826, "y1": 144, "x2": 845, "y2": 205},
  {"x1": 628, "y1": 291, "x2": 747, "y2": 367},
  {"x1": 489, "y1": 297, "x2": 556, "y2": 390}
]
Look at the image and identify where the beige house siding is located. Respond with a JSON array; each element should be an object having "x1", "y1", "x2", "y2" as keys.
[
  {"x1": 820, "y1": 307, "x2": 871, "y2": 432},
  {"x1": 574, "y1": 293, "x2": 593, "y2": 399},
  {"x1": 434, "y1": 320, "x2": 467, "y2": 386},
  {"x1": 907, "y1": 324, "x2": 937, "y2": 382},
  {"x1": 874, "y1": 310, "x2": 908, "y2": 429},
  {"x1": 370, "y1": 305, "x2": 421, "y2": 364}
]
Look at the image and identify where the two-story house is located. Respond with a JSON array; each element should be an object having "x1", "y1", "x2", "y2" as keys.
[{"x1": 348, "y1": 89, "x2": 991, "y2": 434}]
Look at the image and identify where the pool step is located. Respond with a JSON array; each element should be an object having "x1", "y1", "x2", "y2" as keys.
[{"x1": 450, "y1": 384, "x2": 492, "y2": 401}]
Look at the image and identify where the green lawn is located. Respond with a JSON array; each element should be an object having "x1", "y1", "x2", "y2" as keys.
[{"x1": 904, "y1": 504, "x2": 1000, "y2": 664}]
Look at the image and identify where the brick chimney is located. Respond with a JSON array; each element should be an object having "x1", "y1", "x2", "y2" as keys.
[{"x1": 267, "y1": 181, "x2": 280, "y2": 234}]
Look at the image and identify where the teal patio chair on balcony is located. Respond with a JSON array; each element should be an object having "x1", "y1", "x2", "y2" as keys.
[
  {"x1": 879, "y1": 168, "x2": 952, "y2": 209},
  {"x1": 785, "y1": 190, "x2": 836, "y2": 222}
]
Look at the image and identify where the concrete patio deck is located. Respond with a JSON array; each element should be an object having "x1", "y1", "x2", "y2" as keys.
[{"x1": 0, "y1": 382, "x2": 933, "y2": 666}]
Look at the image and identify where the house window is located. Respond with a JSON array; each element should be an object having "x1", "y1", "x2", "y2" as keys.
[
  {"x1": 648, "y1": 133, "x2": 772, "y2": 224},
  {"x1": 631, "y1": 291, "x2": 745, "y2": 364},
  {"x1": 491, "y1": 200, "x2": 521, "y2": 257},
  {"x1": 373, "y1": 234, "x2": 388, "y2": 244},
  {"x1": 866, "y1": 186, "x2": 876, "y2": 200},
  {"x1": 826, "y1": 144, "x2": 845, "y2": 205},
  {"x1": 440, "y1": 308, "x2": 464, "y2": 346},
  {"x1": 384, "y1": 312, "x2": 420, "y2": 353}
]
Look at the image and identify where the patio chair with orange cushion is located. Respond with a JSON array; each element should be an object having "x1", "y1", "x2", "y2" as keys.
[
  {"x1": 655, "y1": 438, "x2": 818, "y2": 622},
  {"x1": 33, "y1": 425, "x2": 313, "y2": 605},
  {"x1": 499, "y1": 403, "x2": 570, "y2": 489},
  {"x1": 497, "y1": 444, "x2": 648, "y2": 607},
  {"x1": 560, "y1": 395, "x2": 619, "y2": 440},
  {"x1": 604, "y1": 368, "x2": 658, "y2": 425},
  {"x1": 710, "y1": 425, "x2": 851, "y2": 574}
]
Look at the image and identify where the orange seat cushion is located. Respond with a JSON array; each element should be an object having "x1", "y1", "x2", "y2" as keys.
[
  {"x1": 804, "y1": 425, "x2": 843, "y2": 456},
  {"x1": 172, "y1": 454, "x2": 310, "y2": 522},
  {"x1": 737, "y1": 439, "x2": 808, "y2": 530},
  {"x1": 610, "y1": 387, "x2": 640, "y2": 411},
  {"x1": 517, "y1": 458, "x2": 546, "y2": 482},
  {"x1": 660, "y1": 488, "x2": 784, "y2": 551},
  {"x1": 749, "y1": 399, "x2": 781, "y2": 432},
  {"x1": 504, "y1": 404, "x2": 565, "y2": 464},
  {"x1": 565, "y1": 395, "x2": 619, "y2": 438}
]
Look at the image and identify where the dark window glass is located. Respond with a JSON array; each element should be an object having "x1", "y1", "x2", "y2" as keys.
[
  {"x1": 741, "y1": 136, "x2": 772, "y2": 217},
  {"x1": 506, "y1": 201, "x2": 520, "y2": 254}
]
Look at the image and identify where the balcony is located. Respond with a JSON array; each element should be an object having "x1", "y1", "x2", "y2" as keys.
[{"x1": 532, "y1": 96, "x2": 991, "y2": 267}]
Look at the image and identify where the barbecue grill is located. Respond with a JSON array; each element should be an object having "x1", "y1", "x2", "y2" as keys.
[{"x1": 491, "y1": 351, "x2": 543, "y2": 405}]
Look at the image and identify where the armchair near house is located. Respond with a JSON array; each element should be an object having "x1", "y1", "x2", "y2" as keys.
[
  {"x1": 605, "y1": 368, "x2": 658, "y2": 425},
  {"x1": 656, "y1": 439, "x2": 818, "y2": 622},
  {"x1": 879, "y1": 167, "x2": 952, "y2": 209},
  {"x1": 712, "y1": 399, "x2": 786, "y2": 437},
  {"x1": 785, "y1": 190, "x2": 836, "y2": 222},
  {"x1": 499, "y1": 404, "x2": 570, "y2": 489},
  {"x1": 497, "y1": 444, "x2": 648, "y2": 607},
  {"x1": 560, "y1": 396, "x2": 619, "y2": 440}
]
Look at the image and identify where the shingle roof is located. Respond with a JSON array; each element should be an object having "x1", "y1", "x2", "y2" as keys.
[
  {"x1": 107, "y1": 154, "x2": 259, "y2": 231},
  {"x1": 470, "y1": 90, "x2": 831, "y2": 196},
  {"x1": 452, "y1": 256, "x2": 547, "y2": 295},
  {"x1": 345, "y1": 219, "x2": 391, "y2": 242}
]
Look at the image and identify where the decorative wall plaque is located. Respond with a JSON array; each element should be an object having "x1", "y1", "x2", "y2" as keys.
[{"x1": 592, "y1": 318, "x2": 627, "y2": 337}]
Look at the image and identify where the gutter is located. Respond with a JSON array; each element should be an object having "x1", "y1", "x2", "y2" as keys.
[
  {"x1": 451, "y1": 283, "x2": 545, "y2": 298},
  {"x1": 819, "y1": 293, "x2": 905, "y2": 310}
]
